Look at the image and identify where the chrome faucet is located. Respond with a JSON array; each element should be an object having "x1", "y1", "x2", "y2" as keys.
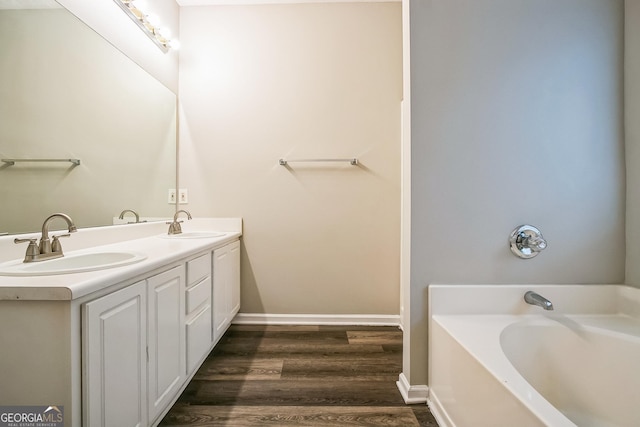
[
  {"x1": 14, "y1": 213, "x2": 77, "y2": 262},
  {"x1": 524, "y1": 291, "x2": 554, "y2": 311},
  {"x1": 118, "y1": 209, "x2": 140, "y2": 224},
  {"x1": 167, "y1": 210, "x2": 192, "y2": 235}
]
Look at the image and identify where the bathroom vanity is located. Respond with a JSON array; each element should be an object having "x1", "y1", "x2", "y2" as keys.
[{"x1": 0, "y1": 218, "x2": 241, "y2": 427}]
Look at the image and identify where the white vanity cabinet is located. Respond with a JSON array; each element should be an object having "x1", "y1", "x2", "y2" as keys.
[
  {"x1": 0, "y1": 219, "x2": 242, "y2": 427},
  {"x1": 83, "y1": 265, "x2": 186, "y2": 426},
  {"x1": 213, "y1": 240, "x2": 241, "y2": 344},
  {"x1": 81, "y1": 239, "x2": 240, "y2": 426}
]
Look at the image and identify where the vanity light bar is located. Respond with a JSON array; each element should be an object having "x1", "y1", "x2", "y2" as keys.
[{"x1": 113, "y1": 0, "x2": 173, "y2": 53}]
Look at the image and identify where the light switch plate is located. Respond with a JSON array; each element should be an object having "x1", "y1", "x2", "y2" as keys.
[{"x1": 179, "y1": 188, "x2": 188, "y2": 204}]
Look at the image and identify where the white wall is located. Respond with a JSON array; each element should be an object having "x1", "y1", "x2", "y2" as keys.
[
  {"x1": 408, "y1": 0, "x2": 625, "y2": 385},
  {"x1": 58, "y1": 0, "x2": 179, "y2": 92},
  {"x1": 179, "y1": 3, "x2": 403, "y2": 317},
  {"x1": 626, "y1": 0, "x2": 640, "y2": 285}
]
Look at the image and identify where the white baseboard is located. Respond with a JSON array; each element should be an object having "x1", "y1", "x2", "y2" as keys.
[
  {"x1": 396, "y1": 372, "x2": 429, "y2": 404},
  {"x1": 427, "y1": 390, "x2": 453, "y2": 427},
  {"x1": 232, "y1": 313, "x2": 401, "y2": 326}
]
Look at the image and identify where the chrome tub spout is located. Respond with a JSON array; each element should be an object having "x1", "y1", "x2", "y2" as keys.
[{"x1": 524, "y1": 291, "x2": 554, "y2": 311}]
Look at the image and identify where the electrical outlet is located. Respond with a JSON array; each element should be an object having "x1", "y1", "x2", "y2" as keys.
[
  {"x1": 168, "y1": 189, "x2": 176, "y2": 204},
  {"x1": 179, "y1": 188, "x2": 188, "y2": 204}
]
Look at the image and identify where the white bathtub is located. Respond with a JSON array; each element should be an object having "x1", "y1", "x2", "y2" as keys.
[{"x1": 427, "y1": 285, "x2": 640, "y2": 427}]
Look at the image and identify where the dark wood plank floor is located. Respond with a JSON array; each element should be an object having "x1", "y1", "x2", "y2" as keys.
[{"x1": 160, "y1": 325, "x2": 438, "y2": 426}]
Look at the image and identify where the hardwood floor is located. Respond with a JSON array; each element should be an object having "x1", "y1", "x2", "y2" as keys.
[{"x1": 160, "y1": 325, "x2": 438, "y2": 426}]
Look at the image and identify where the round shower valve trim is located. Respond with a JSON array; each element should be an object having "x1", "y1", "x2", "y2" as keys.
[{"x1": 509, "y1": 224, "x2": 547, "y2": 259}]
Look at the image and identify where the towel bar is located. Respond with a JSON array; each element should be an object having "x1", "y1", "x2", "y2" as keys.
[
  {"x1": 278, "y1": 158, "x2": 358, "y2": 166},
  {"x1": 2, "y1": 158, "x2": 81, "y2": 166}
]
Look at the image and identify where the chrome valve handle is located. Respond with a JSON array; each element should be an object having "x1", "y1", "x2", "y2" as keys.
[
  {"x1": 509, "y1": 225, "x2": 547, "y2": 259},
  {"x1": 524, "y1": 234, "x2": 547, "y2": 252}
]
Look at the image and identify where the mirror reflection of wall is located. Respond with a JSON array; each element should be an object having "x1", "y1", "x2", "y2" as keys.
[{"x1": 0, "y1": 2, "x2": 176, "y2": 234}]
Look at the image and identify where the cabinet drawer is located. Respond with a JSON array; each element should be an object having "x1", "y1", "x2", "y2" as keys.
[
  {"x1": 186, "y1": 276, "x2": 211, "y2": 314},
  {"x1": 187, "y1": 253, "x2": 211, "y2": 287},
  {"x1": 186, "y1": 305, "x2": 213, "y2": 374}
]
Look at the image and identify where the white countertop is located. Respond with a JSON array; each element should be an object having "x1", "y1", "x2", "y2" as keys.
[{"x1": 0, "y1": 218, "x2": 242, "y2": 301}]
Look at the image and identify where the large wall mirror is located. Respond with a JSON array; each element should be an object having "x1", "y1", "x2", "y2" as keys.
[{"x1": 0, "y1": 0, "x2": 176, "y2": 235}]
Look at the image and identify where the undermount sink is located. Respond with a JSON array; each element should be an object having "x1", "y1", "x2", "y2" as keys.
[
  {"x1": 159, "y1": 232, "x2": 226, "y2": 239},
  {"x1": 0, "y1": 251, "x2": 147, "y2": 276}
]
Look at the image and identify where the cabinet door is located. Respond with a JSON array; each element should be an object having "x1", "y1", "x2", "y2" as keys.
[
  {"x1": 147, "y1": 265, "x2": 186, "y2": 422},
  {"x1": 229, "y1": 240, "x2": 241, "y2": 317},
  {"x1": 213, "y1": 241, "x2": 241, "y2": 344},
  {"x1": 186, "y1": 303, "x2": 213, "y2": 373},
  {"x1": 212, "y1": 247, "x2": 229, "y2": 344},
  {"x1": 83, "y1": 281, "x2": 147, "y2": 427}
]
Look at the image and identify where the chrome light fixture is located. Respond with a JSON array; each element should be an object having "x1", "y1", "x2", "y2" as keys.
[{"x1": 113, "y1": 0, "x2": 177, "y2": 52}]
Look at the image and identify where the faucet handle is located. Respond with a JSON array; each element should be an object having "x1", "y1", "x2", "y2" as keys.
[
  {"x1": 14, "y1": 237, "x2": 37, "y2": 244},
  {"x1": 14, "y1": 238, "x2": 40, "y2": 260},
  {"x1": 51, "y1": 234, "x2": 71, "y2": 253}
]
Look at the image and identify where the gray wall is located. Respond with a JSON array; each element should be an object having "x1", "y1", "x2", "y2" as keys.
[
  {"x1": 626, "y1": 1, "x2": 640, "y2": 285},
  {"x1": 409, "y1": 0, "x2": 625, "y2": 384}
]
